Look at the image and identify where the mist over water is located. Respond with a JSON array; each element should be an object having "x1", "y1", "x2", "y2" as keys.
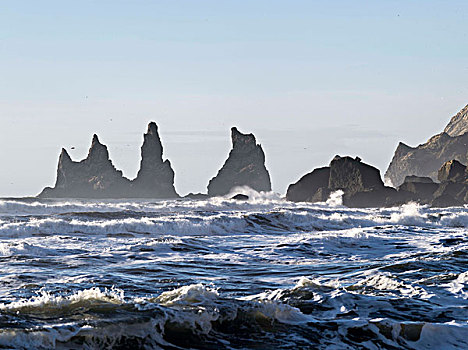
[{"x1": 0, "y1": 193, "x2": 467, "y2": 349}]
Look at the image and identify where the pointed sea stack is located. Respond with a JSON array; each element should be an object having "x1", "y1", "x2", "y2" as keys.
[
  {"x1": 38, "y1": 122, "x2": 179, "y2": 198},
  {"x1": 38, "y1": 135, "x2": 130, "y2": 198},
  {"x1": 131, "y1": 122, "x2": 179, "y2": 198},
  {"x1": 207, "y1": 127, "x2": 271, "y2": 196},
  {"x1": 385, "y1": 104, "x2": 468, "y2": 186}
]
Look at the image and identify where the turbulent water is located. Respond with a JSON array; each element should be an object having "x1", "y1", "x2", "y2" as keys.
[{"x1": 0, "y1": 189, "x2": 467, "y2": 349}]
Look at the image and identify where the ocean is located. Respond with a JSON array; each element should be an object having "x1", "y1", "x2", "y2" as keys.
[{"x1": 0, "y1": 190, "x2": 466, "y2": 349}]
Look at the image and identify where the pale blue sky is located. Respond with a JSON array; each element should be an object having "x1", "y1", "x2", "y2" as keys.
[{"x1": 1, "y1": 1, "x2": 467, "y2": 196}]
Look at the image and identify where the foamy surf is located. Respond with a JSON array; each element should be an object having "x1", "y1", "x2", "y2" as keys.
[{"x1": 0, "y1": 196, "x2": 466, "y2": 349}]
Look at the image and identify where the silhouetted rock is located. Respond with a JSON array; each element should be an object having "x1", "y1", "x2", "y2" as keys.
[
  {"x1": 329, "y1": 156, "x2": 384, "y2": 194},
  {"x1": 432, "y1": 181, "x2": 468, "y2": 202},
  {"x1": 398, "y1": 180, "x2": 438, "y2": 204},
  {"x1": 287, "y1": 156, "x2": 396, "y2": 207},
  {"x1": 438, "y1": 160, "x2": 466, "y2": 183},
  {"x1": 207, "y1": 127, "x2": 271, "y2": 196},
  {"x1": 184, "y1": 193, "x2": 210, "y2": 200},
  {"x1": 231, "y1": 194, "x2": 249, "y2": 200},
  {"x1": 131, "y1": 122, "x2": 178, "y2": 198},
  {"x1": 403, "y1": 175, "x2": 435, "y2": 184},
  {"x1": 385, "y1": 104, "x2": 468, "y2": 186},
  {"x1": 286, "y1": 167, "x2": 330, "y2": 202},
  {"x1": 431, "y1": 193, "x2": 463, "y2": 207},
  {"x1": 39, "y1": 123, "x2": 179, "y2": 199},
  {"x1": 344, "y1": 187, "x2": 399, "y2": 208},
  {"x1": 39, "y1": 135, "x2": 130, "y2": 198}
]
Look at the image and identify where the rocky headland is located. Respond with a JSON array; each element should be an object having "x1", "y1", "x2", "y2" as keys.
[{"x1": 385, "y1": 104, "x2": 468, "y2": 187}]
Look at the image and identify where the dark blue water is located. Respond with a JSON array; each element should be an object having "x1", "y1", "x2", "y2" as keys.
[{"x1": 0, "y1": 194, "x2": 467, "y2": 349}]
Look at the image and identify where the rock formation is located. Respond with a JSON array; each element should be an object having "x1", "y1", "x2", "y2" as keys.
[
  {"x1": 385, "y1": 104, "x2": 468, "y2": 186},
  {"x1": 207, "y1": 127, "x2": 271, "y2": 196},
  {"x1": 286, "y1": 167, "x2": 330, "y2": 202},
  {"x1": 288, "y1": 156, "x2": 468, "y2": 208},
  {"x1": 397, "y1": 176, "x2": 438, "y2": 204},
  {"x1": 437, "y1": 159, "x2": 466, "y2": 183},
  {"x1": 130, "y1": 122, "x2": 178, "y2": 198},
  {"x1": 443, "y1": 104, "x2": 468, "y2": 137},
  {"x1": 287, "y1": 156, "x2": 403, "y2": 208},
  {"x1": 39, "y1": 123, "x2": 179, "y2": 199},
  {"x1": 39, "y1": 135, "x2": 130, "y2": 198}
]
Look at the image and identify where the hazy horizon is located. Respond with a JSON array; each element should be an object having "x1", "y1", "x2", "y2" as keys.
[{"x1": 1, "y1": 1, "x2": 467, "y2": 197}]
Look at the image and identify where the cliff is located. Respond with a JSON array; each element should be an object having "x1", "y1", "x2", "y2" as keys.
[{"x1": 385, "y1": 104, "x2": 468, "y2": 186}]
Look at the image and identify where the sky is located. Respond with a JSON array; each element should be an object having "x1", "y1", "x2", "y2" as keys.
[{"x1": 1, "y1": 0, "x2": 467, "y2": 197}]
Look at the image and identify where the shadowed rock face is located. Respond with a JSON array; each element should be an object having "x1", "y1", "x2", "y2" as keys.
[
  {"x1": 287, "y1": 156, "x2": 401, "y2": 207},
  {"x1": 131, "y1": 122, "x2": 178, "y2": 198},
  {"x1": 207, "y1": 127, "x2": 271, "y2": 196},
  {"x1": 328, "y1": 156, "x2": 384, "y2": 194},
  {"x1": 403, "y1": 175, "x2": 434, "y2": 184},
  {"x1": 39, "y1": 135, "x2": 130, "y2": 198},
  {"x1": 38, "y1": 123, "x2": 179, "y2": 199},
  {"x1": 286, "y1": 167, "x2": 330, "y2": 202},
  {"x1": 438, "y1": 159, "x2": 466, "y2": 183},
  {"x1": 385, "y1": 104, "x2": 468, "y2": 187}
]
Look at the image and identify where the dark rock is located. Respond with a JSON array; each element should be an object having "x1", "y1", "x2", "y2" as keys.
[
  {"x1": 309, "y1": 187, "x2": 331, "y2": 202},
  {"x1": 343, "y1": 186, "x2": 410, "y2": 208},
  {"x1": 286, "y1": 167, "x2": 330, "y2": 202},
  {"x1": 385, "y1": 104, "x2": 468, "y2": 186},
  {"x1": 329, "y1": 156, "x2": 384, "y2": 194},
  {"x1": 38, "y1": 123, "x2": 179, "y2": 199},
  {"x1": 286, "y1": 156, "x2": 392, "y2": 207},
  {"x1": 131, "y1": 122, "x2": 179, "y2": 198},
  {"x1": 39, "y1": 135, "x2": 130, "y2": 198},
  {"x1": 288, "y1": 152, "x2": 468, "y2": 208},
  {"x1": 403, "y1": 175, "x2": 435, "y2": 184},
  {"x1": 184, "y1": 193, "x2": 210, "y2": 200},
  {"x1": 431, "y1": 194, "x2": 463, "y2": 207},
  {"x1": 433, "y1": 182, "x2": 468, "y2": 201},
  {"x1": 429, "y1": 162, "x2": 468, "y2": 206},
  {"x1": 231, "y1": 194, "x2": 249, "y2": 200},
  {"x1": 398, "y1": 177, "x2": 438, "y2": 204},
  {"x1": 438, "y1": 160, "x2": 467, "y2": 183},
  {"x1": 207, "y1": 127, "x2": 271, "y2": 196}
]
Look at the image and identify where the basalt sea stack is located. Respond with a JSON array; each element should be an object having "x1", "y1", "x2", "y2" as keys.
[
  {"x1": 131, "y1": 122, "x2": 178, "y2": 198},
  {"x1": 385, "y1": 104, "x2": 468, "y2": 186},
  {"x1": 38, "y1": 122, "x2": 179, "y2": 198},
  {"x1": 207, "y1": 127, "x2": 271, "y2": 196}
]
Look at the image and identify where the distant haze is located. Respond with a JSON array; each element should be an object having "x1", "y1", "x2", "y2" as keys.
[{"x1": 1, "y1": 1, "x2": 467, "y2": 197}]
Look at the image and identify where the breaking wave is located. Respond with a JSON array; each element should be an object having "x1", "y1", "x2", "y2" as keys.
[{"x1": 0, "y1": 196, "x2": 466, "y2": 349}]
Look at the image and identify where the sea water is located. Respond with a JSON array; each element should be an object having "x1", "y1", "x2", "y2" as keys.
[{"x1": 0, "y1": 191, "x2": 466, "y2": 349}]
